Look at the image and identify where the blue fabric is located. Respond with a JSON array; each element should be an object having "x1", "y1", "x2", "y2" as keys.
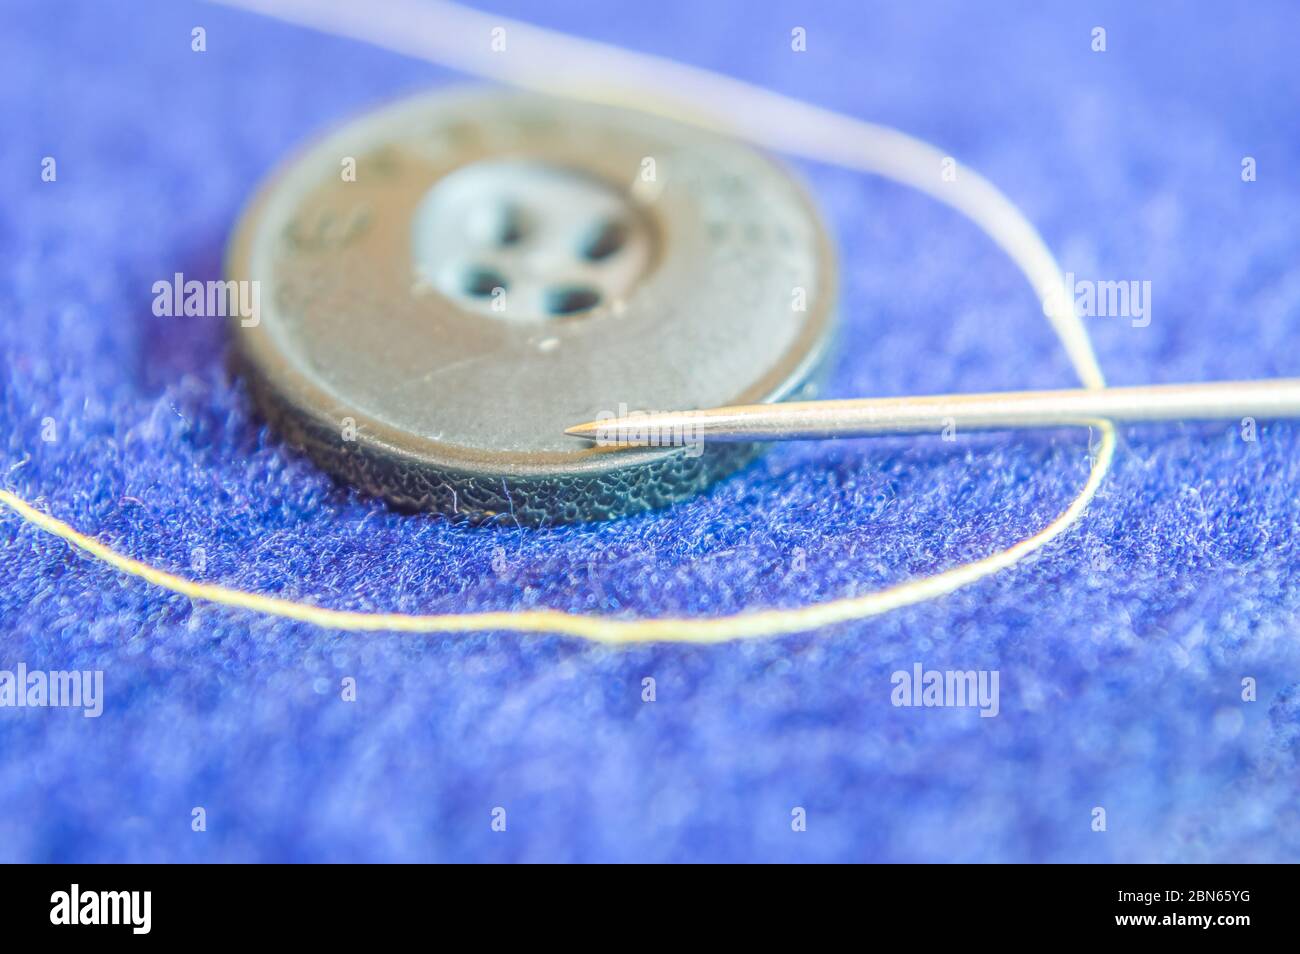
[{"x1": 3, "y1": 0, "x2": 1299, "y2": 862}]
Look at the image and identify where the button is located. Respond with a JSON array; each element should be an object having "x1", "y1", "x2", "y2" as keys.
[{"x1": 226, "y1": 89, "x2": 836, "y2": 523}]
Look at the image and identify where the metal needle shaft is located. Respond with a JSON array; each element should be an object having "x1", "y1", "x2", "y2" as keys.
[{"x1": 564, "y1": 378, "x2": 1300, "y2": 444}]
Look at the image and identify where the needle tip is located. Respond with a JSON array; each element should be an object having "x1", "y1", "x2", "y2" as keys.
[{"x1": 564, "y1": 421, "x2": 601, "y2": 441}]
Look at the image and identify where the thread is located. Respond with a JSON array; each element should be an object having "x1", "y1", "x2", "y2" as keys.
[{"x1": 0, "y1": 1, "x2": 1117, "y2": 642}]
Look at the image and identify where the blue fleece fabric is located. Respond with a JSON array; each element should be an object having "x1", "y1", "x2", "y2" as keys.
[{"x1": 2, "y1": 0, "x2": 1298, "y2": 863}]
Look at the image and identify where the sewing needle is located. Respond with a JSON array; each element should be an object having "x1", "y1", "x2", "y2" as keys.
[{"x1": 564, "y1": 378, "x2": 1300, "y2": 444}]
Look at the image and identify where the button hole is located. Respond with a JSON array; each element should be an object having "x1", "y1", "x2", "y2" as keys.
[
  {"x1": 545, "y1": 286, "x2": 601, "y2": 315},
  {"x1": 463, "y1": 267, "x2": 507, "y2": 297},
  {"x1": 579, "y1": 220, "x2": 628, "y2": 262}
]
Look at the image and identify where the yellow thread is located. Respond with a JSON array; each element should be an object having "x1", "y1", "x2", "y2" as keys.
[
  {"x1": 1, "y1": 1, "x2": 1118, "y2": 643},
  {"x1": 1, "y1": 433, "x2": 1111, "y2": 643}
]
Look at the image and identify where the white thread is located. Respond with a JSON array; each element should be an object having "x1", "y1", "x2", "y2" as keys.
[{"x1": 0, "y1": 1, "x2": 1116, "y2": 642}]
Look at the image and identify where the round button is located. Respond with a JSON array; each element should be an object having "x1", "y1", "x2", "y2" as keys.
[{"x1": 226, "y1": 89, "x2": 836, "y2": 523}]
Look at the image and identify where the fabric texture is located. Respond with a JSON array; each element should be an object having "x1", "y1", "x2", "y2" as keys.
[{"x1": 2, "y1": 0, "x2": 1298, "y2": 862}]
